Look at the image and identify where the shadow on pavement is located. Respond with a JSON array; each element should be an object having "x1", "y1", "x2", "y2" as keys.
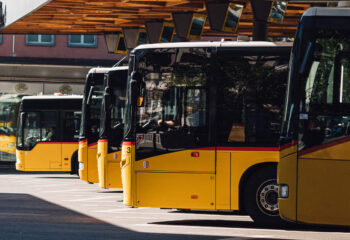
[
  {"x1": 0, "y1": 193, "x2": 290, "y2": 240},
  {"x1": 151, "y1": 218, "x2": 350, "y2": 233},
  {"x1": 35, "y1": 176, "x2": 80, "y2": 179},
  {"x1": 97, "y1": 190, "x2": 123, "y2": 194}
]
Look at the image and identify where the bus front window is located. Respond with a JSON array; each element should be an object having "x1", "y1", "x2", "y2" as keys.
[
  {"x1": 22, "y1": 112, "x2": 40, "y2": 149},
  {"x1": 81, "y1": 75, "x2": 104, "y2": 143},
  {"x1": 134, "y1": 48, "x2": 211, "y2": 159},
  {"x1": 298, "y1": 29, "x2": 350, "y2": 150}
]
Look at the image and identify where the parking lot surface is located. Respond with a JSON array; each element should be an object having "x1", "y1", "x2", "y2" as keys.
[{"x1": 0, "y1": 169, "x2": 349, "y2": 240}]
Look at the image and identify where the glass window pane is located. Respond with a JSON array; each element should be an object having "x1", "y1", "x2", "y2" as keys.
[
  {"x1": 41, "y1": 34, "x2": 52, "y2": 43},
  {"x1": 83, "y1": 35, "x2": 95, "y2": 44},
  {"x1": 340, "y1": 58, "x2": 350, "y2": 103},
  {"x1": 41, "y1": 111, "x2": 58, "y2": 142},
  {"x1": 70, "y1": 35, "x2": 81, "y2": 44},
  {"x1": 27, "y1": 34, "x2": 39, "y2": 42},
  {"x1": 216, "y1": 52, "x2": 289, "y2": 146},
  {"x1": 23, "y1": 112, "x2": 40, "y2": 148},
  {"x1": 62, "y1": 111, "x2": 80, "y2": 141}
]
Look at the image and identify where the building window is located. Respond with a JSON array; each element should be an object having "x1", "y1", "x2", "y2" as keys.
[
  {"x1": 26, "y1": 34, "x2": 55, "y2": 46},
  {"x1": 0, "y1": 35, "x2": 2, "y2": 44},
  {"x1": 68, "y1": 35, "x2": 97, "y2": 47}
]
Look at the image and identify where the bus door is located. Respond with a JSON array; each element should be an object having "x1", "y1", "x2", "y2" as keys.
[
  {"x1": 134, "y1": 83, "x2": 215, "y2": 209},
  {"x1": 297, "y1": 51, "x2": 350, "y2": 225},
  {"x1": 215, "y1": 49, "x2": 288, "y2": 211},
  {"x1": 61, "y1": 111, "x2": 80, "y2": 170},
  {"x1": 23, "y1": 111, "x2": 61, "y2": 170}
]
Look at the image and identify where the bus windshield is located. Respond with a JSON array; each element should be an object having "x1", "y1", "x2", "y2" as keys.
[
  {"x1": 0, "y1": 99, "x2": 19, "y2": 136},
  {"x1": 126, "y1": 48, "x2": 211, "y2": 157},
  {"x1": 282, "y1": 27, "x2": 350, "y2": 149},
  {"x1": 17, "y1": 98, "x2": 82, "y2": 150},
  {"x1": 0, "y1": 95, "x2": 21, "y2": 161},
  {"x1": 99, "y1": 69, "x2": 128, "y2": 152},
  {"x1": 127, "y1": 46, "x2": 288, "y2": 159},
  {"x1": 80, "y1": 73, "x2": 104, "y2": 143}
]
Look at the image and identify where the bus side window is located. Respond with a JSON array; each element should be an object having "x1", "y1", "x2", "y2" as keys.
[
  {"x1": 62, "y1": 111, "x2": 79, "y2": 142},
  {"x1": 41, "y1": 111, "x2": 58, "y2": 142},
  {"x1": 216, "y1": 52, "x2": 288, "y2": 147}
]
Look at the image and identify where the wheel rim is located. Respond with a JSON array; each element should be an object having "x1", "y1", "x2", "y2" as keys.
[{"x1": 256, "y1": 179, "x2": 279, "y2": 216}]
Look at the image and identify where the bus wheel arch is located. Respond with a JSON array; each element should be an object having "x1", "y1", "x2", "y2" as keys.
[
  {"x1": 70, "y1": 150, "x2": 79, "y2": 175},
  {"x1": 239, "y1": 162, "x2": 281, "y2": 225}
]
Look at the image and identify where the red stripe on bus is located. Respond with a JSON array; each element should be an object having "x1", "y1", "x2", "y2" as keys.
[
  {"x1": 88, "y1": 142, "x2": 97, "y2": 147},
  {"x1": 193, "y1": 146, "x2": 279, "y2": 151},
  {"x1": 98, "y1": 139, "x2": 108, "y2": 143},
  {"x1": 216, "y1": 146, "x2": 279, "y2": 151},
  {"x1": 192, "y1": 147, "x2": 215, "y2": 150},
  {"x1": 280, "y1": 140, "x2": 298, "y2": 151},
  {"x1": 299, "y1": 136, "x2": 350, "y2": 157},
  {"x1": 38, "y1": 142, "x2": 78, "y2": 144},
  {"x1": 123, "y1": 142, "x2": 135, "y2": 146}
]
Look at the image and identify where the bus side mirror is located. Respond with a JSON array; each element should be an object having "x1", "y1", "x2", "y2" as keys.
[
  {"x1": 104, "y1": 86, "x2": 112, "y2": 107},
  {"x1": 299, "y1": 41, "x2": 314, "y2": 76},
  {"x1": 130, "y1": 71, "x2": 143, "y2": 107},
  {"x1": 20, "y1": 112, "x2": 26, "y2": 127},
  {"x1": 138, "y1": 81, "x2": 146, "y2": 107},
  {"x1": 87, "y1": 86, "x2": 95, "y2": 105}
]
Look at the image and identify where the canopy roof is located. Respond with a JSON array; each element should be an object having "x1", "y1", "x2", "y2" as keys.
[{"x1": 1, "y1": 0, "x2": 311, "y2": 37}]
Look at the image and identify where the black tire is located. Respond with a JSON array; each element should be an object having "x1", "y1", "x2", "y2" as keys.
[
  {"x1": 244, "y1": 166, "x2": 283, "y2": 226},
  {"x1": 70, "y1": 151, "x2": 78, "y2": 175}
]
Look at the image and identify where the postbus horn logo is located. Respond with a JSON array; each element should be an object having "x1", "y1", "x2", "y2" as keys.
[
  {"x1": 59, "y1": 84, "x2": 73, "y2": 94},
  {"x1": 15, "y1": 83, "x2": 28, "y2": 93}
]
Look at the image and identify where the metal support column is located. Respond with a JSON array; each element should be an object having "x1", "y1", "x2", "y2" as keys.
[{"x1": 250, "y1": 0, "x2": 272, "y2": 41}]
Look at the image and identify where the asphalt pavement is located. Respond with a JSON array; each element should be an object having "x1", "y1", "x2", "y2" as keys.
[{"x1": 0, "y1": 168, "x2": 349, "y2": 240}]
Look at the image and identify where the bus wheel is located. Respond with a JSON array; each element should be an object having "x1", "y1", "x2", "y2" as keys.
[
  {"x1": 244, "y1": 167, "x2": 282, "y2": 225},
  {"x1": 70, "y1": 152, "x2": 78, "y2": 175}
]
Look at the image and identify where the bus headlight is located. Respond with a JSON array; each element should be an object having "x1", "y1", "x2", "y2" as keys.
[
  {"x1": 279, "y1": 184, "x2": 289, "y2": 198},
  {"x1": 79, "y1": 162, "x2": 84, "y2": 170}
]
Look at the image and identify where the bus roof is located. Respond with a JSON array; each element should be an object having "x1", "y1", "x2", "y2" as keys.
[
  {"x1": 87, "y1": 65, "x2": 129, "y2": 75},
  {"x1": 109, "y1": 65, "x2": 129, "y2": 71},
  {"x1": 132, "y1": 41, "x2": 292, "y2": 53},
  {"x1": 303, "y1": 7, "x2": 350, "y2": 17},
  {"x1": 22, "y1": 95, "x2": 82, "y2": 100},
  {"x1": 87, "y1": 67, "x2": 113, "y2": 74},
  {"x1": 0, "y1": 94, "x2": 23, "y2": 102}
]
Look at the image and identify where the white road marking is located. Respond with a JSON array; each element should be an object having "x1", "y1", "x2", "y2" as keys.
[{"x1": 64, "y1": 196, "x2": 117, "y2": 202}]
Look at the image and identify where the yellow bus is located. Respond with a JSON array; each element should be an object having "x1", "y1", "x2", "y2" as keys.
[
  {"x1": 0, "y1": 95, "x2": 22, "y2": 164},
  {"x1": 97, "y1": 66, "x2": 128, "y2": 189},
  {"x1": 16, "y1": 95, "x2": 82, "y2": 172},
  {"x1": 121, "y1": 41, "x2": 291, "y2": 224},
  {"x1": 78, "y1": 68, "x2": 110, "y2": 183},
  {"x1": 278, "y1": 7, "x2": 350, "y2": 226}
]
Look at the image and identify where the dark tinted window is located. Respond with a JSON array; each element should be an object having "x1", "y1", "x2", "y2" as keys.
[{"x1": 216, "y1": 49, "x2": 289, "y2": 147}]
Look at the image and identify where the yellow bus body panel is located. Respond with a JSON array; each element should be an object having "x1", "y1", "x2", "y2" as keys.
[
  {"x1": 16, "y1": 142, "x2": 77, "y2": 171},
  {"x1": 0, "y1": 135, "x2": 16, "y2": 156},
  {"x1": 277, "y1": 150, "x2": 297, "y2": 222},
  {"x1": 79, "y1": 140, "x2": 99, "y2": 183},
  {"x1": 133, "y1": 148, "x2": 215, "y2": 209},
  {"x1": 136, "y1": 172, "x2": 216, "y2": 209},
  {"x1": 221, "y1": 149, "x2": 279, "y2": 210},
  {"x1": 15, "y1": 150, "x2": 25, "y2": 170},
  {"x1": 78, "y1": 140, "x2": 88, "y2": 180},
  {"x1": 122, "y1": 143, "x2": 279, "y2": 211},
  {"x1": 297, "y1": 140, "x2": 350, "y2": 226},
  {"x1": 121, "y1": 142, "x2": 134, "y2": 206},
  {"x1": 97, "y1": 140, "x2": 122, "y2": 189}
]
